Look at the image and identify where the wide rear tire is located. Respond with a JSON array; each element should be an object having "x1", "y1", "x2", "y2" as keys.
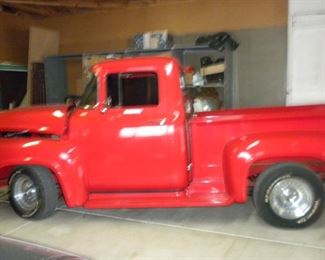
[
  {"x1": 9, "y1": 166, "x2": 58, "y2": 219},
  {"x1": 254, "y1": 163, "x2": 324, "y2": 228}
]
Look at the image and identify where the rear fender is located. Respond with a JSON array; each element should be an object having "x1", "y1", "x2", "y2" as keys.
[
  {"x1": 0, "y1": 138, "x2": 87, "y2": 207},
  {"x1": 223, "y1": 132, "x2": 325, "y2": 203}
]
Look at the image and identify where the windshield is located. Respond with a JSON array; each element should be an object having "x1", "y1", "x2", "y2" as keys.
[{"x1": 78, "y1": 75, "x2": 97, "y2": 108}]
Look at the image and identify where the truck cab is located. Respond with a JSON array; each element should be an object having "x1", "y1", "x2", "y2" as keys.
[{"x1": 70, "y1": 57, "x2": 189, "y2": 192}]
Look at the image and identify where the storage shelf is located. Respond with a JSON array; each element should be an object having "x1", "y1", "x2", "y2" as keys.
[
  {"x1": 0, "y1": 64, "x2": 27, "y2": 72},
  {"x1": 44, "y1": 43, "x2": 234, "y2": 108},
  {"x1": 186, "y1": 83, "x2": 225, "y2": 88}
]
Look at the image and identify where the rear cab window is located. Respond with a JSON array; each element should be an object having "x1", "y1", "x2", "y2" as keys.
[{"x1": 106, "y1": 72, "x2": 158, "y2": 108}]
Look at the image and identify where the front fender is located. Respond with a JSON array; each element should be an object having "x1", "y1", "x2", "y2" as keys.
[
  {"x1": 0, "y1": 138, "x2": 88, "y2": 207},
  {"x1": 223, "y1": 131, "x2": 325, "y2": 203}
]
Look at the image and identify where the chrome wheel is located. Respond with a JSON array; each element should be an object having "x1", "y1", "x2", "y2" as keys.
[
  {"x1": 269, "y1": 177, "x2": 314, "y2": 220},
  {"x1": 11, "y1": 174, "x2": 39, "y2": 216}
]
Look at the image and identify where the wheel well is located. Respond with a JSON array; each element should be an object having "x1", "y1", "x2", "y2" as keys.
[
  {"x1": 247, "y1": 158, "x2": 325, "y2": 194},
  {"x1": 0, "y1": 165, "x2": 62, "y2": 195},
  {"x1": 0, "y1": 166, "x2": 14, "y2": 188}
]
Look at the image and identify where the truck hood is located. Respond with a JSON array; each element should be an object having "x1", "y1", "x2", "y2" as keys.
[{"x1": 0, "y1": 105, "x2": 68, "y2": 136}]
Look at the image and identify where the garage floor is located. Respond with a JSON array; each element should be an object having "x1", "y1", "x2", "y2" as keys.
[{"x1": 0, "y1": 194, "x2": 324, "y2": 260}]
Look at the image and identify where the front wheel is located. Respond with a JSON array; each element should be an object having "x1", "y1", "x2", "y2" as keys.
[
  {"x1": 9, "y1": 166, "x2": 58, "y2": 219},
  {"x1": 253, "y1": 163, "x2": 324, "y2": 228}
]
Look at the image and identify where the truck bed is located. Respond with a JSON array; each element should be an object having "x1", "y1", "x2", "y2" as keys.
[
  {"x1": 188, "y1": 104, "x2": 325, "y2": 200},
  {"x1": 191, "y1": 104, "x2": 325, "y2": 124}
]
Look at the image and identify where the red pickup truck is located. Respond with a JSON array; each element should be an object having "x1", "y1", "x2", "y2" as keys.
[{"x1": 0, "y1": 57, "x2": 324, "y2": 228}]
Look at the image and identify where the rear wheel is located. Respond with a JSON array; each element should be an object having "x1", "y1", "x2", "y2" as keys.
[
  {"x1": 9, "y1": 166, "x2": 58, "y2": 219},
  {"x1": 254, "y1": 163, "x2": 324, "y2": 228}
]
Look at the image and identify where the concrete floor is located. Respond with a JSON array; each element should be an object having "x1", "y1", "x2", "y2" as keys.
[{"x1": 0, "y1": 196, "x2": 324, "y2": 260}]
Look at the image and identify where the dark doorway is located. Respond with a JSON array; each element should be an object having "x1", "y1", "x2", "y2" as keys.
[{"x1": 0, "y1": 69, "x2": 27, "y2": 110}]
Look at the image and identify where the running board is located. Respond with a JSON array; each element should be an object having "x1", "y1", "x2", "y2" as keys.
[{"x1": 84, "y1": 191, "x2": 234, "y2": 209}]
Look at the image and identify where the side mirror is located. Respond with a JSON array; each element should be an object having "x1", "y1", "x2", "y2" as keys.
[
  {"x1": 106, "y1": 97, "x2": 112, "y2": 107},
  {"x1": 64, "y1": 95, "x2": 80, "y2": 106}
]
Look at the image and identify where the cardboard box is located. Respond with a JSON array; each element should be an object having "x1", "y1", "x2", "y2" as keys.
[
  {"x1": 200, "y1": 63, "x2": 225, "y2": 76},
  {"x1": 184, "y1": 73, "x2": 193, "y2": 85},
  {"x1": 134, "y1": 30, "x2": 173, "y2": 49}
]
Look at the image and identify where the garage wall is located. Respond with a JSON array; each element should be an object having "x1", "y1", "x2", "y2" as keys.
[
  {"x1": 286, "y1": 0, "x2": 325, "y2": 105},
  {"x1": 38, "y1": 0, "x2": 288, "y2": 107},
  {"x1": 233, "y1": 27, "x2": 287, "y2": 107},
  {"x1": 39, "y1": 0, "x2": 287, "y2": 54},
  {"x1": 172, "y1": 27, "x2": 288, "y2": 108},
  {"x1": 0, "y1": 12, "x2": 34, "y2": 64}
]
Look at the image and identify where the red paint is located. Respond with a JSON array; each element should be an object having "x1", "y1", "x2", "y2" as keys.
[
  {"x1": 0, "y1": 105, "x2": 67, "y2": 135},
  {"x1": 0, "y1": 56, "x2": 324, "y2": 209}
]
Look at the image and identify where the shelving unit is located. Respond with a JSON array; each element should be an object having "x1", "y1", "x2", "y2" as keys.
[{"x1": 180, "y1": 45, "x2": 233, "y2": 110}]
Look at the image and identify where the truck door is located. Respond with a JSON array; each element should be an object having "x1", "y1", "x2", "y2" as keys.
[{"x1": 86, "y1": 69, "x2": 188, "y2": 192}]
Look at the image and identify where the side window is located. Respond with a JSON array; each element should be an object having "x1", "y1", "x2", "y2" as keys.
[{"x1": 106, "y1": 72, "x2": 158, "y2": 107}]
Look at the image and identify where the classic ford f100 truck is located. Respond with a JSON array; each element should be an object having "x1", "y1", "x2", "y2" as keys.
[{"x1": 0, "y1": 57, "x2": 324, "y2": 228}]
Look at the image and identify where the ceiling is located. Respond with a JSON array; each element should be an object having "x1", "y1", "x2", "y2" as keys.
[{"x1": 0, "y1": 0, "x2": 189, "y2": 18}]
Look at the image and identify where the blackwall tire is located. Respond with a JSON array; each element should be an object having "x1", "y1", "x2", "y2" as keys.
[
  {"x1": 9, "y1": 166, "x2": 58, "y2": 220},
  {"x1": 253, "y1": 163, "x2": 324, "y2": 228}
]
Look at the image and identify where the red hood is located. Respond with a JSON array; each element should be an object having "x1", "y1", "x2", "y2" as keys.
[{"x1": 0, "y1": 105, "x2": 68, "y2": 136}]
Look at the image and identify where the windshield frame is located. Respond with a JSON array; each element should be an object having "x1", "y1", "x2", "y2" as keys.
[{"x1": 78, "y1": 74, "x2": 99, "y2": 109}]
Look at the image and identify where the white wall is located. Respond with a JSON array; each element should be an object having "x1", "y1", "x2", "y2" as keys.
[
  {"x1": 290, "y1": 0, "x2": 325, "y2": 14},
  {"x1": 22, "y1": 27, "x2": 59, "y2": 106},
  {"x1": 287, "y1": 0, "x2": 325, "y2": 105}
]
